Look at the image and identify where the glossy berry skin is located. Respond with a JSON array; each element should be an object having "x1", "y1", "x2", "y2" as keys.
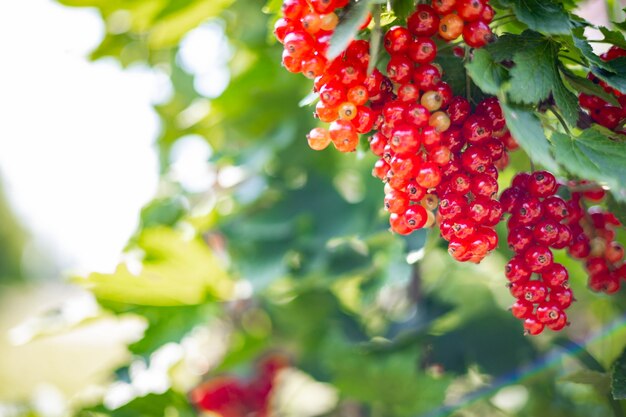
[
  {"x1": 409, "y1": 37, "x2": 438, "y2": 64},
  {"x1": 524, "y1": 244, "x2": 554, "y2": 272},
  {"x1": 384, "y1": 26, "x2": 411, "y2": 54},
  {"x1": 463, "y1": 20, "x2": 493, "y2": 48},
  {"x1": 447, "y1": 97, "x2": 471, "y2": 125},
  {"x1": 462, "y1": 115, "x2": 492, "y2": 145},
  {"x1": 407, "y1": 5, "x2": 440, "y2": 37},
  {"x1": 522, "y1": 281, "x2": 548, "y2": 303},
  {"x1": 550, "y1": 287, "x2": 574, "y2": 309},
  {"x1": 505, "y1": 256, "x2": 532, "y2": 283},
  {"x1": 456, "y1": 0, "x2": 485, "y2": 22},
  {"x1": 541, "y1": 263, "x2": 569, "y2": 288},
  {"x1": 511, "y1": 299, "x2": 534, "y2": 319},
  {"x1": 438, "y1": 14, "x2": 464, "y2": 41},
  {"x1": 527, "y1": 171, "x2": 557, "y2": 197},
  {"x1": 543, "y1": 196, "x2": 568, "y2": 221},
  {"x1": 523, "y1": 317, "x2": 545, "y2": 335},
  {"x1": 536, "y1": 303, "x2": 562, "y2": 324},
  {"x1": 508, "y1": 227, "x2": 533, "y2": 253},
  {"x1": 389, "y1": 212, "x2": 412, "y2": 235},
  {"x1": 404, "y1": 205, "x2": 428, "y2": 229}
]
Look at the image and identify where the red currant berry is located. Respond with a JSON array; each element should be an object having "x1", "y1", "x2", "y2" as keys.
[{"x1": 524, "y1": 244, "x2": 554, "y2": 272}]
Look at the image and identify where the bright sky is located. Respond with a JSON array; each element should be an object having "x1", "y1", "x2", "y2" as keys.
[{"x1": 0, "y1": 0, "x2": 163, "y2": 275}]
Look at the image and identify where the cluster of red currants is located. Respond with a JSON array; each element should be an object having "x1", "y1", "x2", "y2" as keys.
[
  {"x1": 501, "y1": 172, "x2": 574, "y2": 335},
  {"x1": 565, "y1": 185, "x2": 626, "y2": 293},
  {"x1": 275, "y1": 0, "x2": 379, "y2": 152},
  {"x1": 578, "y1": 46, "x2": 626, "y2": 132},
  {"x1": 190, "y1": 355, "x2": 288, "y2": 417},
  {"x1": 436, "y1": 97, "x2": 518, "y2": 263}
]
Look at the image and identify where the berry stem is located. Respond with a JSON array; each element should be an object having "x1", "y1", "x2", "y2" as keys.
[
  {"x1": 559, "y1": 54, "x2": 587, "y2": 67},
  {"x1": 463, "y1": 47, "x2": 471, "y2": 102},
  {"x1": 550, "y1": 106, "x2": 573, "y2": 137},
  {"x1": 490, "y1": 13, "x2": 516, "y2": 22}
]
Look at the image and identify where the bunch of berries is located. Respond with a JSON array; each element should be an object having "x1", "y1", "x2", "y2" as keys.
[
  {"x1": 500, "y1": 172, "x2": 574, "y2": 335},
  {"x1": 436, "y1": 97, "x2": 518, "y2": 263},
  {"x1": 578, "y1": 46, "x2": 626, "y2": 132},
  {"x1": 565, "y1": 185, "x2": 626, "y2": 293},
  {"x1": 276, "y1": 0, "x2": 377, "y2": 152}
]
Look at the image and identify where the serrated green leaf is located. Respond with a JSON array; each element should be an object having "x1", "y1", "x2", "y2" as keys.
[
  {"x1": 591, "y1": 57, "x2": 626, "y2": 94},
  {"x1": 571, "y1": 27, "x2": 615, "y2": 71},
  {"x1": 599, "y1": 26, "x2": 626, "y2": 50},
  {"x1": 561, "y1": 68, "x2": 621, "y2": 106},
  {"x1": 612, "y1": 346, "x2": 626, "y2": 399},
  {"x1": 498, "y1": 0, "x2": 571, "y2": 34},
  {"x1": 506, "y1": 33, "x2": 560, "y2": 104},
  {"x1": 552, "y1": 131, "x2": 626, "y2": 202},
  {"x1": 327, "y1": 0, "x2": 373, "y2": 60},
  {"x1": 553, "y1": 71, "x2": 580, "y2": 126},
  {"x1": 500, "y1": 103, "x2": 559, "y2": 172},
  {"x1": 487, "y1": 32, "x2": 546, "y2": 62},
  {"x1": 465, "y1": 49, "x2": 507, "y2": 95}
]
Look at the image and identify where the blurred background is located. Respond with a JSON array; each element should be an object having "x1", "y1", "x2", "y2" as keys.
[{"x1": 1, "y1": 0, "x2": 626, "y2": 416}]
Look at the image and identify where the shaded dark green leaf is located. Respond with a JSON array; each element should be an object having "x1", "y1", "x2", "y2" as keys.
[
  {"x1": 501, "y1": 102, "x2": 559, "y2": 172},
  {"x1": 612, "y1": 346, "x2": 626, "y2": 400},
  {"x1": 498, "y1": 0, "x2": 571, "y2": 34},
  {"x1": 561, "y1": 68, "x2": 621, "y2": 106}
]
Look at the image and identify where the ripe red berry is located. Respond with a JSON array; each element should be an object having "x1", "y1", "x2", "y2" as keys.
[
  {"x1": 462, "y1": 115, "x2": 492, "y2": 144},
  {"x1": 407, "y1": 5, "x2": 440, "y2": 37},
  {"x1": 524, "y1": 245, "x2": 554, "y2": 272},
  {"x1": 527, "y1": 171, "x2": 557, "y2": 197},
  {"x1": 511, "y1": 299, "x2": 534, "y2": 319},
  {"x1": 541, "y1": 263, "x2": 569, "y2": 288},
  {"x1": 523, "y1": 317, "x2": 545, "y2": 335}
]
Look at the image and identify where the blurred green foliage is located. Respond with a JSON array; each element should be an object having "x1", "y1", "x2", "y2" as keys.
[{"x1": 6, "y1": 0, "x2": 626, "y2": 415}]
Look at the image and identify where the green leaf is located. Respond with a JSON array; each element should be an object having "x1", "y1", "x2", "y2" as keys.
[
  {"x1": 500, "y1": 103, "x2": 559, "y2": 172},
  {"x1": 140, "y1": 197, "x2": 187, "y2": 229},
  {"x1": 74, "y1": 227, "x2": 233, "y2": 306},
  {"x1": 591, "y1": 57, "x2": 626, "y2": 94},
  {"x1": 148, "y1": 0, "x2": 235, "y2": 48},
  {"x1": 328, "y1": 347, "x2": 452, "y2": 417},
  {"x1": 571, "y1": 28, "x2": 614, "y2": 71},
  {"x1": 561, "y1": 68, "x2": 621, "y2": 107},
  {"x1": 498, "y1": 0, "x2": 571, "y2": 34},
  {"x1": 487, "y1": 32, "x2": 544, "y2": 62},
  {"x1": 465, "y1": 49, "x2": 507, "y2": 95},
  {"x1": 553, "y1": 71, "x2": 580, "y2": 126},
  {"x1": 327, "y1": 0, "x2": 373, "y2": 60},
  {"x1": 552, "y1": 130, "x2": 626, "y2": 202},
  {"x1": 368, "y1": 5, "x2": 382, "y2": 75},
  {"x1": 128, "y1": 305, "x2": 214, "y2": 356},
  {"x1": 607, "y1": 191, "x2": 626, "y2": 225},
  {"x1": 506, "y1": 33, "x2": 560, "y2": 104},
  {"x1": 611, "y1": 346, "x2": 626, "y2": 400},
  {"x1": 390, "y1": 0, "x2": 416, "y2": 21},
  {"x1": 79, "y1": 391, "x2": 196, "y2": 417},
  {"x1": 561, "y1": 370, "x2": 611, "y2": 394},
  {"x1": 599, "y1": 26, "x2": 626, "y2": 50}
]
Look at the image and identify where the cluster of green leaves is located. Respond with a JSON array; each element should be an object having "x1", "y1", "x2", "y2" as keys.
[
  {"x1": 463, "y1": 2, "x2": 626, "y2": 207},
  {"x1": 32, "y1": 0, "x2": 626, "y2": 416}
]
